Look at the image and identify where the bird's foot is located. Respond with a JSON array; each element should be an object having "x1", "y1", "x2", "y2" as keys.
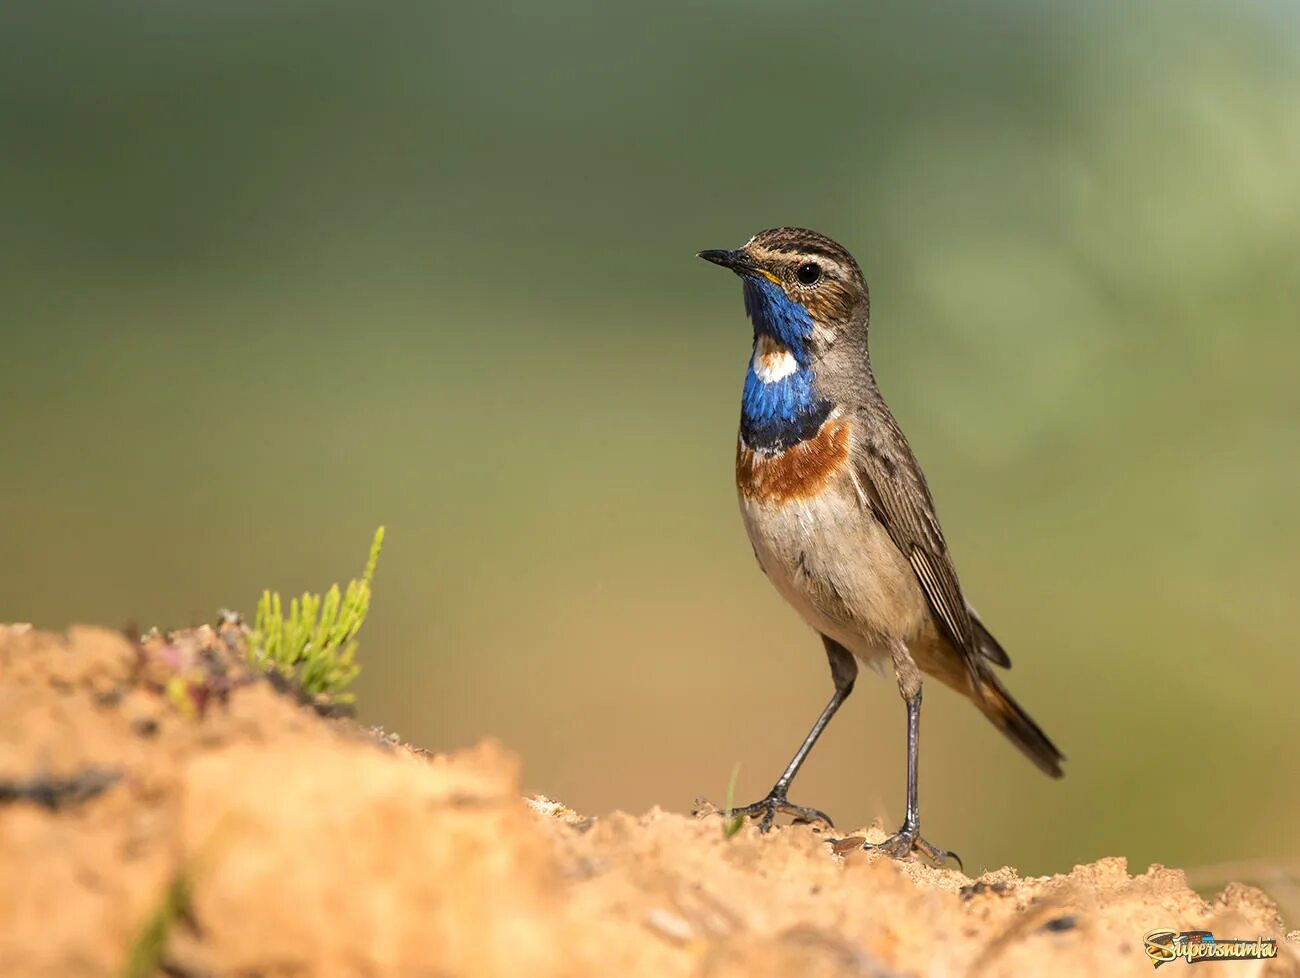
[
  {"x1": 728, "y1": 789, "x2": 835, "y2": 834},
  {"x1": 860, "y1": 823, "x2": 963, "y2": 871}
]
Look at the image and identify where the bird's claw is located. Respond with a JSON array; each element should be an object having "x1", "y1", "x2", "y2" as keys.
[
  {"x1": 857, "y1": 824, "x2": 963, "y2": 871},
  {"x1": 727, "y1": 791, "x2": 835, "y2": 833}
]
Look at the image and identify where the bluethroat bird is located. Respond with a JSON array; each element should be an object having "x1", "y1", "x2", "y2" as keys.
[{"x1": 699, "y1": 228, "x2": 1063, "y2": 865}]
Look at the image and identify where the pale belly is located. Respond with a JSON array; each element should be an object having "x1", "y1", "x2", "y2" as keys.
[{"x1": 737, "y1": 469, "x2": 934, "y2": 669}]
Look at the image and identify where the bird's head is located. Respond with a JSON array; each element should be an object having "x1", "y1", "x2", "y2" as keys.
[
  {"x1": 699, "y1": 228, "x2": 873, "y2": 447},
  {"x1": 698, "y1": 227, "x2": 869, "y2": 369}
]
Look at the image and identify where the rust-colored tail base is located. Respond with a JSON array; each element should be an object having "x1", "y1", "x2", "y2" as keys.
[{"x1": 975, "y1": 673, "x2": 1065, "y2": 778}]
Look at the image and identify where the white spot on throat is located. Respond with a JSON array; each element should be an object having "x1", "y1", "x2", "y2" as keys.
[{"x1": 751, "y1": 333, "x2": 799, "y2": 383}]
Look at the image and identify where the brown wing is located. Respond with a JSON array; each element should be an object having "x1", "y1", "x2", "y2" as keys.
[{"x1": 853, "y1": 405, "x2": 980, "y2": 672}]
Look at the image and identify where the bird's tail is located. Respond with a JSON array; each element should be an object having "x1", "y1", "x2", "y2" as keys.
[{"x1": 973, "y1": 671, "x2": 1065, "y2": 778}]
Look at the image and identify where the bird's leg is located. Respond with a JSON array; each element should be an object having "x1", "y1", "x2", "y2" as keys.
[
  {"x1": 864, "y1": 682, "x2": 963, "y2": 870},
  {"x1": 729, "y1": 687, "x2": 845, "y2": 831},
  {"x1": 730, "y1": 638, "x2": 856, "y2": 832}
]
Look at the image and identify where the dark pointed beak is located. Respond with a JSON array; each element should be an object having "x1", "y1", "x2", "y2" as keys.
[{"x1": 697, "y1": 248, "x2": 758, "y2": 275}]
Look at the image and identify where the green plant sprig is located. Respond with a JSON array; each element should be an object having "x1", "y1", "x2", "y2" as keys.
[{"x1": 247, "y1": 526, "x2": 385, "y2": 704}]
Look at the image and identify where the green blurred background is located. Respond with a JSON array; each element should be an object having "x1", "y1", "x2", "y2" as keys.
[{"x1": 2, "y1": 0, "x2": 1297, "y2": 881}]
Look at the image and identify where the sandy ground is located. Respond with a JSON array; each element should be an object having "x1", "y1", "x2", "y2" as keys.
[{"x1": 0, "y1": 624, "x2": 1295, "y2": 978}]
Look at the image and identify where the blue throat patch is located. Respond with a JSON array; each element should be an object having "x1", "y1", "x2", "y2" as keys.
[{"x1": 740, "y1": 276, "x2": 832, "y2": 452}]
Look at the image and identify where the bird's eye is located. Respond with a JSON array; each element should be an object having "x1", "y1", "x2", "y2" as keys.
[{"x1": 796, "y1": 263, "x2": 822, "y2": 286}]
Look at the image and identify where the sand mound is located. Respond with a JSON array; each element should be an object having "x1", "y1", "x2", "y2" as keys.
[{"x1": 0, "y1": 624, "x2": 1294, "y2": 977}]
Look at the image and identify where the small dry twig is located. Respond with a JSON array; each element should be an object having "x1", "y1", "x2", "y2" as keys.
[{"x1": 0, "y1": 768, "x2": 121, "y2": 810}]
